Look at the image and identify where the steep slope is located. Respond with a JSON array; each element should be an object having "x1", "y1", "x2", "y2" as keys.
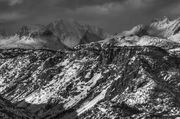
[
  {"x1": 1, "y1": 17, "x2": 180, "y2": 119},
  {"x1": 118, "y1": 17, "x2": 180, "y2": 39},
  {"x1": 148, "y1": 17, "x2": 180, "y2": 39},
  {"x1": 0, "y1": 19, "x2": 108, "y2": 50},
  {"x1": 101, "y1": 17, "x2": 180, "y2": 54},
  {"x1": 0, "y1": 41, "x2": 180, "y2": 118},
  {"x1": 44, "y1": 19, "x2": 108, "y2": 48},
  {"x1": 0, "y1": 95, "x2": 33, "y2": 119}
]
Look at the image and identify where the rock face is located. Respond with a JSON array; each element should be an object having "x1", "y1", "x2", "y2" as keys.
[
  {"x1": 44, "y1": 19, "x2": 108, "y2": 48},
  {"x1": 0, "y1": 17, "x2": 180, "y2": 118},
  {"x1": 0, "y1": 95, "x2": 34, "y2": 119},
  {"x1": 0, "y1": 43, "x2": 180, "y2": 118},
  {"x1": 0, "y1": 19, "x2": 108, "y2": 50},
  {"x1": 104, "y1": 17, "x2": 180, "y2": 52}
]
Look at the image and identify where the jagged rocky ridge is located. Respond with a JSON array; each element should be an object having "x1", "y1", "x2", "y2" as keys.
[
  {"x1": 0, "y1": 43, "x2": 180, "y2": 118},
  {"x1": 0, "y1": 17, "x2": 180, "y2": 118},
  {"x1": 0, "y1": 19, "x2": 108, "y2": 50},
  {"x1": 103, "y1": 17, "x2": 180, "y2": 52}
]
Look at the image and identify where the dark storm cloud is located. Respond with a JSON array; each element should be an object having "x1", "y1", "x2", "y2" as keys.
[
  {"x1": 0, "y1": 0, "x2": 180, "y2": 34},
  {"x1": 56, "y1": 0, "x2": 125, "y2": 9}
]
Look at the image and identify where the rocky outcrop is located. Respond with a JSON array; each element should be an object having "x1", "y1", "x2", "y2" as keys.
[
  {"x1": 43, "y1": 19, "x2": 108, "y2": 48},
  {"x1": 102, "y1": 17, "x2": 180, "y2": 55},
  {"x1": 0, "y1": 41, "x2": 180, "y2": 118},
  {"x1": 0, "y1": 95, "x2": 34, "y2": 119},
  {"x1": 1, "y1": 17, "x2": 180, "y2": 118},
  {"x1": 118, "y1": 17, "x2": 180, "y2": 39}
]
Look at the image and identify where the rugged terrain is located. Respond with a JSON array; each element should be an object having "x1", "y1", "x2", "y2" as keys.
[
  {"x1": 0, "y1": 17, "x2": 180, "y2": 118},
  {"x1": 0, "y1": 19, "x2": 108, "y2": 50}
]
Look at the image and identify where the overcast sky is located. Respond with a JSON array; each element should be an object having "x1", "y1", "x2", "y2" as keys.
[{"x1": 0, "y1": 0, "x2": 180, "y2": 34}]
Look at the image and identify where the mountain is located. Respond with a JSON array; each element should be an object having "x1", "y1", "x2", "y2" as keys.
[
  {"x1": 0, "y1": 19, "x2": 108, "y2": 50},
  {"x1": 0, "y1": 44, "x2": 180, "y2": 119},
  {"x1": 0, "y1": 17, "x2": 180, "y2": 118},
  {"x1": 44, "y1": 19, "x2": 108, "y2": 48},
  {"x1": 102, "y1": 17, "x2": 180, "y2": 52}
]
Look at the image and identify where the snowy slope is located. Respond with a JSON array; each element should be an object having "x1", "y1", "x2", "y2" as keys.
[
  {"x1": 0, "y1": 17, "x2": 180, "y2": 118},
  {"x1": 0, "y1": 43, "x2": 180, "y2": 118},
  {"x1": 101, "y1": 17, "x2": 180, "y2": 54},
  {"x1": 0, "y1": 19, "x2": 108, "y2": 50}
]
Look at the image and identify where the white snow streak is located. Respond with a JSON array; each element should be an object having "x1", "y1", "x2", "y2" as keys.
[{"x1": 76, "y1": 86, "x2": 109, "y2": 116}]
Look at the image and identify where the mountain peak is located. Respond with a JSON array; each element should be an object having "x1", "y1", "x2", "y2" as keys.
[
  {"x1": 1, "y1": 17, "x2": 180, "y2": 118},
  {"x1": 148, "y1": 17, "x2": 180, "y2": 38},
  {"x1": 0, "y1": 19, "x2": 109, "y2": 50},
  {"x1": 44, "y1": 19, "x2": 108, "y2": 49},
  {"x1": 100, "y1": 17, "x2": 180, "y2": 54}
]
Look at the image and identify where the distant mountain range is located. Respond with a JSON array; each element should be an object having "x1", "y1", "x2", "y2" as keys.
[
  {"x1": 0, "y1": 19, "x2": 109, "y2": 50},
  {"x1": 0, "y1": 17, "x2": 180, "y2": 118}
]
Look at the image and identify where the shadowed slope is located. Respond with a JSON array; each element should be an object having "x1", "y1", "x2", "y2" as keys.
[
  {"x1": 0, "y1": 42, "x2": 180, "y2": 118},
  {"x1": 0, "y1": 19, "x2": 108, "y2": 50}
]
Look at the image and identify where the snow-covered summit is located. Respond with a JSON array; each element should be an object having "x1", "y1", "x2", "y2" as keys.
[
  {"x1": 101, "y1": 17, "x2": 180, "y2": 54},
  {"x1": 0, "y1": 17, "x2": 180, "y2": 118}
]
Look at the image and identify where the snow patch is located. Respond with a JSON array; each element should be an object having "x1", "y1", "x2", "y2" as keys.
[{"x1": 76, "y1": 86, "x2": 109, "y2": 116}]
